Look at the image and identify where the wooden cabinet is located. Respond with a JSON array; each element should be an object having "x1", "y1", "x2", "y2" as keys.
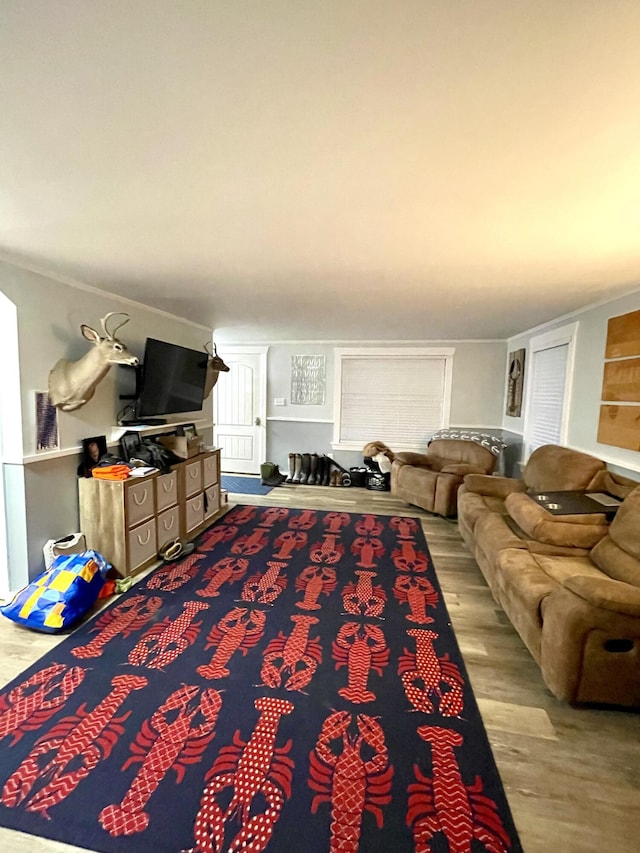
[{"x1": 79, "y1": 448, "x2": 222, "y2": 577}]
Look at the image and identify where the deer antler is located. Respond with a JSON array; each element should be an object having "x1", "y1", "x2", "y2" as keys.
[
  {"x1": 101, "y1": 312, "x2": 130, "y2": 340},
  {"x1": 204, "y1": 341, "x2": 218, "y2": 356}
]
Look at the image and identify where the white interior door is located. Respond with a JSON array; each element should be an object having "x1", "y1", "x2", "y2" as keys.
[{"x1": 213, "y1": 347, "x2": 267, "y2": 474}]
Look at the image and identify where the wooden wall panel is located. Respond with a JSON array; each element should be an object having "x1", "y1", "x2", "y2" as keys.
[
  {"x1": 597, "y1": 405, "x2": 640, "y2": 451},
  {"x1": 605, "y1": 308, "x2": 640, "y2": 358},
  {"x1": 601, "y1": 357, "x2": 640, "y2": 401}
]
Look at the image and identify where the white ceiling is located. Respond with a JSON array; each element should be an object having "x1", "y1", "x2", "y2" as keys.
[{"x1": 2, "y1": 1, "x2": 640, "y2": 342}]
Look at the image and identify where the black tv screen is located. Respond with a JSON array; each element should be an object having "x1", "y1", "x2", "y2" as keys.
[{"x1": 137, "y1": 338, "x2": 208, "y2": 417}]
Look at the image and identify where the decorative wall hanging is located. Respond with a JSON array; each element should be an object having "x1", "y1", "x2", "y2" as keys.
[
  {"x1": 35, "y1": 391, "x2": 59, "y2": 452},
  {"x1": 291, "y1": 355, "x2": 326, "y2": 405},
  {"x1": 598, "y1": 308, "x2": 640, "y2": 451},
  {"x1": 505, "y1": 348, "x2": 525, "y2": 417}
]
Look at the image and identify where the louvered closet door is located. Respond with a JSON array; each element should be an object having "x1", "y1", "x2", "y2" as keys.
[{"x1": 524, "y1": 343, "x2": 569, "y2": 457}]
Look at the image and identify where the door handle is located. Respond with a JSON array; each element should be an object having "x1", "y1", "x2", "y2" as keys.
[{"x1": 255, "y1": 416, "x2": 261, "y2": 426}]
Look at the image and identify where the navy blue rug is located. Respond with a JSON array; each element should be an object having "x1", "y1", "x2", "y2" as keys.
[
  {"x1": 221, "y1": 475, "x2": 273, "y2": 495},
  {"x1": 0, "y1": 507, "x2": 522, "y2": 852}
]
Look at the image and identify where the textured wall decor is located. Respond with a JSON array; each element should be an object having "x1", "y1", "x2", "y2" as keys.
[
  {"x1": 598, "y1": 308, "x2": 640, "y2": 450},
  {"x1": 35, "y1": 390, "x2": 59, "y2": 451},
  {"x1": 291, "y1": 355, "x2": 326, "y2": 405},
  {"x1": 505, "y1": 348, "x2": 525, "y2": 417}
]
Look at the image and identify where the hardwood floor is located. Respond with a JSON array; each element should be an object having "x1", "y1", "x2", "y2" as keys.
[{"x1": 1, "y1": 482, "x2": 639, "y2": 852}]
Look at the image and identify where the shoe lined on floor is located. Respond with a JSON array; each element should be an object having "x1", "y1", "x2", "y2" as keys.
[{"x1": 159, "y1": 539, "x2": 196, "y2": 562}]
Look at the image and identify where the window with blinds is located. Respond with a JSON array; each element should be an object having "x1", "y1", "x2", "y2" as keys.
[
  {"x1": 523, "y1": 322, "x2": 577, "y2": 459},
  {"x1": 526, "y1": 344, "x2": 568, "y2": 452},
  {"x1": 333, "y1": 348, "x2": 454, "y2": 451}
]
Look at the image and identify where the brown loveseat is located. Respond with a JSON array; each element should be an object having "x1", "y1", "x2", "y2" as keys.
[
  {"x1": 457, "y1": 443, "x2": 640, "y2": 706},
  {"x1": 391, "y1": 438, "x2": 497, "y2": 517}
]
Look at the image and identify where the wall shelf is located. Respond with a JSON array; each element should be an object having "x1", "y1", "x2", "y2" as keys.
[{"x1": 22, "y1": 420, "x2": 213, "y2": 466}]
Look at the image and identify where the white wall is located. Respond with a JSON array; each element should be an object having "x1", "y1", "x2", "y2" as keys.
[
  {"x1": 0, "y1": 259, "x2": 214, "y2": 586},
  {"x1": 503, "y1": 288, "x2": 640, "y2": 475}
]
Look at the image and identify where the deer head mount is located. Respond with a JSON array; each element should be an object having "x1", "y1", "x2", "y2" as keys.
[
  {"x1": 203, "y1": 341, "x2": 230, "y2": 399},
  {"x1": 48, "y1": 312, "x2": 139, "y2": 412}
]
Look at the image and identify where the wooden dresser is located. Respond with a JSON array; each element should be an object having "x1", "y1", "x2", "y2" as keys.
[{"x1": 79, "y1": 448, "x2": 222, "y2": 577}]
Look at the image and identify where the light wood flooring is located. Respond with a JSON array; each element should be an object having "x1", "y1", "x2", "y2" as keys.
[{"x1": 1, "y1": 481, "x2": 639, "y2": 852}]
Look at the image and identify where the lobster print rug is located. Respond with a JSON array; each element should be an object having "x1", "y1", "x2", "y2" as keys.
[{"x1": 0, "y1": 506, "x2": 523, "y2": 852}]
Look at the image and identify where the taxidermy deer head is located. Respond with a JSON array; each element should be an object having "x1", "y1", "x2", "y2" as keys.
[
  {"x1": 48, "y1": 312, "x2": 139, "y2": 411},
  {"x1": 203, "y1": 341, "x2": 230, "y2": 399}
]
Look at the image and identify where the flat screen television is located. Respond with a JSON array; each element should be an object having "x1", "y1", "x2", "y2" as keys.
[{"x1": 134, "y1": 338, "x2": 208, "y2": 421}]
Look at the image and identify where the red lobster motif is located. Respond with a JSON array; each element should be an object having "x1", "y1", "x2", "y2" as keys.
[
  {"x1": 288, "y1": 509, "x2": 317, "y2": 530},
  {"x1": 128, "y1": 600, "x2": 209, "y2": 670},
  {"x1": 392, "y1": 540, "x2": 430, "y2": 574},
  {"x1": 309, "y1": 534, "x2": 344, "y2": 565},
  {"x1": 407, "y1": 725, "x2": 512, "y2": 853},
  {"x1": 196, "y1": 556, "x2": 249, "y2": 598},
  {"x1": 272, "y1": 530, "x2": 308, "y2": 560},
  {"x1": 186, "y1": 696, "x2": 295, "y2": 853},
  {"x1": 295, "y1": 565, "x2": 337, "y2": 611},
  {"x1": 146, "y1": 555, "x2": 202, "y2": 592},
  {"x1": 393, "y1": 575, "x2": 439, "y2": 624},
  {"x1": 197, "y1": 607, "x2": 266, "y2": 680},
  {"x1": 1, "y1": 673, "x2": 147, "y2": 817},
  {"x1": 390, "y1": 516, "x2": 419, "y2": 539},
  {"x1": 309, "y1": 711, "x2": 393, "y2": 853},
  {"x1": 71, "y1": 594, "x2": 163, "y2": 659},
  {"x1": 0, "y1": 663, "x2": 84, "y2": 746},
  {"x1": 323, "y1": 512, "x2": 351, "y2": 534},
  {"x1": 228, "y1": 506, "x2": 258, "y2": 525},
  {"x1": 261, "y1": 614, "x2": 322, "y2": 692},
  {"x1": 241, "y1": 561, "x2": 288, "y2": 605},
  {"x1": 258, "y1": 507, "x2": 290, "y2": 527},
  {"x1": 342, "y1": 570, "x2": 386, "y2": 618},
  {"x1": 99, "y1": 684, "x2": 222, "y2": 836},
  {"x1": 398, "y1": 629, "x2": 464, "y2": 717},
  {"x1": 231, "y1": 527, "x2": 269, "y2": 556},
  {"x1": 333, "y1": 623, "x2": 389, "y2": 703},
  {"x1": 350, "y1": 536, "x2": 385, "y2": 569},
  {"x1": 355, "y1": 515, "x2": 384, "y2": 537},
  {"x1": 199, "y1": 524, "x2": 239, "y2": 551}
]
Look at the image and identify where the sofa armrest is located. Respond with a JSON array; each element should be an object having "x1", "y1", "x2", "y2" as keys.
[
  {"x1": 394, "y1": 451, "x2": 433, "y2": 468},
  {"x1": 462, "y1": 473, "x2": 526, "y2": 498},
  {"x1": 563, "y1": 575, "x2": 640, "y2": 618},
  {"x1": 505, "y1": 493, "x2": 609, "y2": 549},
  {"x1": 440, "y1": 463, "x2": 483, "y2": 477}
]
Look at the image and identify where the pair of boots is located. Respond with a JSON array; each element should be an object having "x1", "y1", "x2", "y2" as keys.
[
  {"x1": 260, "y1": 462, "x2": 287, "y2": 486},
  {"x1": 286, "y1": 453, "x2": 331, "y2": 485}
]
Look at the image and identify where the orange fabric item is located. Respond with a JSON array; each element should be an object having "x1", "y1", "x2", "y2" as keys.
[{"x1": 92, "y1": 465, "x2": 131, "y2": 481}]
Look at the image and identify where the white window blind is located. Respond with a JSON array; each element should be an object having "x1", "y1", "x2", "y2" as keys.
[
  {"x1": 526, "y1": 343, "x2": 568, "y2": 453},
  {"x1": 337, "y1": 353, "x2": 452, "y2": 449}
]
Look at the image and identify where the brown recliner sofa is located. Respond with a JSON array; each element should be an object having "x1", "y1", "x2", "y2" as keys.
[
  {"x1": 457, "y1": 443, "x2": 640, "y2": 706},
  {"x1": 391, "y1": 438, "x2": 497, "y2": 517}
]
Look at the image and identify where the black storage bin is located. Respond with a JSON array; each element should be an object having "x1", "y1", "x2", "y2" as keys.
[
  {"x1": 349, "y1": 467, "x2": 368, "y2": 488},
  {"x1": 366, "y1": 470, "x2": 391, "y2": 491}
]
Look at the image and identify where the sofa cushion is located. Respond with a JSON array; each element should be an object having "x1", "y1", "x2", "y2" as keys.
[
  {"x1": 505, "y1": 493, "x2": 609, "y2": 549},
  {"x1": 462, "y1": 473, "x2": 526, "y2": 499},
  {"x1": 564, "y1": 575, "x2": 640, "y2": 618},
  {"x1": 608, "y1": 485, "x2": 640, "y2": 561},
  {"x1": 589, "y1": 486, "x2": 640, "y2": 587}
]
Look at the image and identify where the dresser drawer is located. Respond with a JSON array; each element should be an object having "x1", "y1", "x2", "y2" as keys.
[
  {"x1": 127, "y1": 518, "x2": 157, "y2": 572},
  {"x1": 203, "y1": 453, "x2": 219, "y2": 488},
  {"x1": 185, "y1": 493, "x2": 205, "y2": 533},
  {"x1": 126, "y1": 480, "x2": 156, "y2": 528},
  {"x1": 204, "y1": 484, "x2": 221, "y2": 519},
  {"x1": 184, "y1": 460, "x2": 203, "y2": 498},
  {"x1": 156, "y1": 470, "x2": 178, "y2": 512},
  {"x1": 157, "y1": 505, "x2": 181, "y2": 551}
]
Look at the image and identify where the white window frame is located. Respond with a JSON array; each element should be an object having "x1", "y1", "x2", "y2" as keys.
[
  {"x1": 332, "y1": 347, "x2": 454, "y2": 452},
  {"x1": 522, "y1": 322, "x2": 578, "y2": 461}
]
